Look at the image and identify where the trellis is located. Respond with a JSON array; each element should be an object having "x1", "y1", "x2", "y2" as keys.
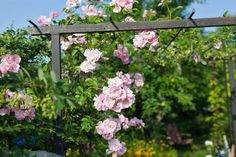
[{"x1": 27, "y1": 16, "x2": 236, "y2": 155}]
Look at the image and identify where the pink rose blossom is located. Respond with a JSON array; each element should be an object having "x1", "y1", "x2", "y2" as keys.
[
  {"x1": 133, "y1": 31, "x2": 158, "y2": 51},
  {"x1": 66, "y1": 0, "x2": 81, "y2": 9},
  {"x1": 96, "y1": 118, "x2": 121, "y2": 140},
  {"x1": 118, "y1": 114, "x2": 129, "y2": 130},
  {"x1": 116, "y1": 72, "x2": 133, "y2": 87},
  {"x1": 114, "y1": 45, "x2": 130, "y2": 65},
  {"x1": 80, "y1": 60, "x2": 97, "y2": 73},
  {"x1": 110, "y1": 0, "x2": 135, "y2": 13},
  {"x1": 37, "y1": 11, "x2": 59, "y2": 26},
  {"x1": 82, "y1": 5, "x2": 103, "y2": 17},
  {"x1": 94, "y1": 75, "x2": 135, "y2": 112},
  {"x1": 129, "y1": 117, "x2": 145, "y2": 128},
  {"x1": 25, "y1": 107, "x2": 35, "y2": 122},
  {"x1": 37, "y1": 16, "x2": 52, "y2": 26},
  {"x1": 14, "y1": 109, "x2": 27, "y2": 121},
  {"x1": 84, "y1": 49, "x2": 102, "y2": 62},
  {"x1": 0, "y1": 106, "x2": 11, "y2": 116},
  {"x1": 106, "y1": 139, "x2": 127, "y2": 157},
  {"x1": 108, "y1": 77, "x2": 124, "y2": 87},
  {"x1": 49, "y1": 11, "x2": 59, "y2": 19},
  {"x1": 80, "y1": 49, "x2": 102, "y2": 73},
  {"x1": 133, "y1": 72, "x2": 144, "y2": 90},
  {"x1": 0, "y1": 54, "x2": 21, "y2": 75}
]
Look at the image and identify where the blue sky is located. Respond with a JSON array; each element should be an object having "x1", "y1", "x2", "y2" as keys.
[{"x1": 0, "y1": 0, "x2": 236, "y2": 33}]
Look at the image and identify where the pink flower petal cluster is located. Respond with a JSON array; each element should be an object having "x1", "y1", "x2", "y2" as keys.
[
  {"x1": 128, "y1": 117, "x2": 145, "y2": 128},
  {"x1": 133, "y1": 31, "x2": 158, "y2": 51},
  {"x1": 96, "y1": 115, "x2": 144, "y2": 136},
  {"x1": 0, "y1": 90, "x2": 35, "y2": 122},
  {"x1": 114, "y1": 45, "x2": 130, "y2": 65},
  {"x1": 0, "y1": 106, "x2": 11, "y2": 116},
  {"x1": 106, "y1": 139, "x2": 127, "y2": 157},
  {"x1": 110, "y1": 0, "x2": 135, "y2": 13},
  {"x1": 82, "y1": 5, "x2": 103, "y2": 16},
  {"x1": 116, "y1": 72, "x2": 144, "y2": 92},
  {"x1": 116, "y1": 72, "x2": 133, "y2": 87},
  {"x1": 37, "y1": 11, "x2": 59, "y2": 26},
  {"x1": 96, "y1": 115, "x2": 144, "y2": 156},
  {"x1": 142, "y1": 9, "x2": 157, "y2": 19},
  {"x1": 13, "y1": 107, "x2": 35, "y2": 122},
  {"x1": 94, "y1": 76, "x2": 135, "y2": 112},
  {"x1": 80, "y1": 49, "x2": 102, "y2": 73},
  {"x1": 0, "y1": 54, "x2": 21, "y2": 76},
  {"x1": 66, "y1": 0, "x2": 82, "y2": 9},
  {"x1": 61, "y1": 34, "x2": 87, "y2": 50},
  {"x1": 133, "y1": 72, "x2": 144, "y2": 91},
  {"x1": 96, "y1": 118, "x2": 121, "y2": 140}
]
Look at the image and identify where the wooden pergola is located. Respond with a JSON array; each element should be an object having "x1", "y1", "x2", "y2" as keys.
[{"x1": 27, "y1": 16, "x2": 236, "y2": 155}]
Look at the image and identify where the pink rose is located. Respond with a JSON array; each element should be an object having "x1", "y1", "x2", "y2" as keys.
[
  {"x1": 82, "y1": 5, "x2": 102, "y2": 17},
  {"x1": 14, "y1": 109, "x2": 27, "y2": 121},
  {"x1": 106, "y1": 139, "x2": 127, "y2": 156},
  {"x1": 0, "y1": 106, "x2": 11, "y2": 116},
  {"x1": 80, "y1": 60, "x2": 97, "y2": 73},
  {"x1": 0, "y1": 54, "x2": 21, "y2": 75},
  {"x1": 66, "y1": 0, "x2": 81, "y2": 9},
  {"x1": 113, "y1": 45, "x2": 130, "y2": 65},
  {"x1": 110, "y1": 0, "x2": 134, "y2": 13},
  {"x1": 49, "y1": 11, "x2": 59, "y2": 19},
  {"x1": 84, "y1": 49, "x2": 102, "y2": 62},
  {"x1": 116, "y1": 72, "x2": 133, "y2": 87},
  {"x1": 96, "y1": 118, "x2": 121, "y2": 140},
  {"x1": 25, "y1": 107, "x2": 35, "y2": 122},
  {"x1": 37, "y1": 16, "x2": 52, "y2": 26}
]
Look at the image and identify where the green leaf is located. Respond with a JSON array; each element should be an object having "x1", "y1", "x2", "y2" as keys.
[{"x1": 80, "y1": 116, "x2": 94, "y2": 132}]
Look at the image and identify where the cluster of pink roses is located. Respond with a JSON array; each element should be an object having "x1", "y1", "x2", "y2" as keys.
[
  {"x1": 80, "y1": 49, "x2": 103, "y2": 73},
  {"x1": 66, "y1": 0, "x2": 82, "y2": 9},
  {"x1": 116, "y1": 71, "x2": 144, "y2": 92},
  {"x1": 0, "y1": 90, "x2": 35, "y2": 122},
  {"x1": 0, "y1": 54, "x2": 21, "y2": 76},
  {"x1": 37, "y1": 11, "x2": 59, "y2": 26},
  {"x1": 96, "y1": 115, "x2": 145, "y2": 140},
  {"x1": 61, "y1": 34, "x2": 87, "y2": 50},
  {"x1": 114, "y1": 45, "x2": 130, "y2": 65},
  {"x1": 133, "y1": 31, "x2": 158, "y2": 51},
  {"x1": 94, "y1": 72, "x2": 144, "y2": 156},
  {"x1": 106, "y1": 139, "x2": 127, "y2": 157},
  {"x1": 94, "y1": 75, "x2": 135, "y2": 112},
  {"x1": 110, "y1": 0, "x2": 135, "y2": 13},
  {"x1": 81, "y1": 5, "x2": 103, "y2": 17}
]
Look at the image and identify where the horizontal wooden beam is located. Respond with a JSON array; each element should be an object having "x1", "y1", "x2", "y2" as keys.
[{"x1": 27, "y1": 17, "x2": 236, "y2": 35}]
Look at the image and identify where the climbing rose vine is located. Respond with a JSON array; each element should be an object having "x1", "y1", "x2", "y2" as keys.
[{"x1": 94, "y1": 73, "x2": 144, "y2": 156}]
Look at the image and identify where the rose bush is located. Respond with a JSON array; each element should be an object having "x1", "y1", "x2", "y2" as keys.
[{"x1": 0, "y1": 0, "x2": 235, "y2": 156}]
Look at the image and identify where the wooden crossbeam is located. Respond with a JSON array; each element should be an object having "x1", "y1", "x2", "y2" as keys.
[{"x1": 27, "y1": 17, "x2": 236, "y2": 35}]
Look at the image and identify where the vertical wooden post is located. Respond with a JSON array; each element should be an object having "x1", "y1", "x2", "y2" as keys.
[
  {"x1": 51, "y1": 33, "x2": 64, "y2": 155},
  {"x1": 228, "y1": 57, "x2": 236, "y2": 155}
]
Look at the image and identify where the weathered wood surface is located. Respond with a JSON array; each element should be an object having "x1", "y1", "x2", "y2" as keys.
[{"x1": 27, "y1": 17, "x2": 236, "y2": 35}]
